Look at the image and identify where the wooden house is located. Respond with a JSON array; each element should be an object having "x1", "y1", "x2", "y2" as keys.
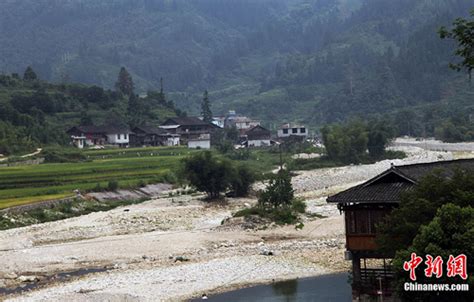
[
  {"x1": 160, "y1": 117, "x2": 218, "y2": 143},
  {"x1": 327, "y1": 159, "x2": 474, "y2": 300},
  {"x1": 131, "y1": 125, "x2": 180, "y2": 147},
  {"x1": 245, "y1": 125, "x2": 272, "y2": 147}
]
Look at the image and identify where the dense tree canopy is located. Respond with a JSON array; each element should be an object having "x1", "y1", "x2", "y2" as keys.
[
  {"x1": 321, "y1": 119, "x2": 394, "y2": 164},
  {"x1": 181, "y1": 151, "x2": 253, "y2": 199},
  {"x1": 0, "y1": 73, "x2": 182, "y2": 155},
  {"x1": 0, "y1": 0, "x2": 472, "y2": 140},
  {"x1": 439, "y1": 9, "x2": 474, "y2": 78}
]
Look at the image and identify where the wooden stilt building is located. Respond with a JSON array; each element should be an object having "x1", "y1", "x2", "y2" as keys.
[{"x1": 327, "y1": 159, "x2": 474, "y2": 301}]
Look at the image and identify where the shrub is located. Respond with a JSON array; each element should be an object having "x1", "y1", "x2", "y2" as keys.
[
  {"x1": 182, "y1": 151, "x2": 234, "y2": 199},
  {"x1": 233, "y1": 168, "x2": 305, "y2": 226},
  {"x1": 258, "y1": 169, "x2": 294, "y2": 209},
  {"x1": 271, "y1": 208, "x2": 298, "y2": 225},
  {"x1": 107, "y1": 180, "x2": 119, "y2": 191},
  {"x1": 292, "y1": 198, "x2": 307, "y2": 213},
  {"x1": 163, "y1": 171, "x2": 178, "y2": 184},
  {"x1": 43, "y1": 146, "x2": 87, "y2": 163},
  {"x1": 93, "y1": 183, "x2": 102, "y2": 191},
  {"x1": 230, "y1": 164, "x2": 255, "y2": 197},
  {"x1": 234, "y1": 207, "x2": 266, "y2": 217}
]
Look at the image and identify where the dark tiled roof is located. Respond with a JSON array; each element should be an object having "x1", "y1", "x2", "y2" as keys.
[
  {"x1": 396, "y1": 159, "x2": 474, "y2": 181},
  {"x1": 68, "y1": 125, "x2": 131, "y2": 134},
  {"x1": 162, "y1": 117, "x2": 210, "y2": 126},
  {"x1": 132, "y1": 125, "x2": 164, "y2": 135},
  {"x1": 247, "y1": 125, "x2": 271, "y2": 140},
  {"x1": 327, "y1": 159, "x2": 474, "y2": 204}
]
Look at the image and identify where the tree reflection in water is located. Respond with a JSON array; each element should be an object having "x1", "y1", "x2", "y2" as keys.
[{"x1": 271, "y1": 279, "x2": 298, "y2": 302}]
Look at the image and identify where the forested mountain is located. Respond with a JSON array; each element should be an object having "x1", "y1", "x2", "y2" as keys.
[
  {"x1": 0, "y1": 0, "x2": 473, "y2": 141},
  {"x1": 0, "y1": 72, "x2": 181, "y2": 155}
]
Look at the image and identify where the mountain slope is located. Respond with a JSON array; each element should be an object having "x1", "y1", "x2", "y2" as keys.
[{"x1": 0, "y1": 0, "x2": 472, "y2": 137}]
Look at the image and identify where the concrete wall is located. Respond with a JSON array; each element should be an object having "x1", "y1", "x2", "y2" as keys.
[
  {"x1": 106, "y1": 133, "x2": 130, "y2": 145},
  {"x1": 188, "y1": 139, "x2": 211, "y2": 149},
  {"x1": 277, "y1": 127, "x2": 308, "y2": 138},
  {"x1": 248, "y1": 139, "x2": 270, "y2": 147},
  {"x1": 166, "y1": 137, "x2": 180, "y2": 146}
]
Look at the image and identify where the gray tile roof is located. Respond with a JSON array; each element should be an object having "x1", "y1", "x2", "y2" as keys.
[{"x1": 327, "y1": 159, "x2": 474, "y2": 204}]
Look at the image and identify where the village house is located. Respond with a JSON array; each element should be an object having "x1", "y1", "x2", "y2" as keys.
[
  {"x1": 245, "y1": 125, "x2": 272, "y2": 147},
  {"x1": 211, "y1": 116, "x2": 225, "y2": 128},
  {"x1": 160, "y1": 117, "x2": 217, "y2": 143},
  {"x1": 224, "y1": 110, "x2": 261, "y2": 138},
  {"x1": 187, "y1": 133, "x2": 211, "y2": 149},
  {"x1": 67, "y1": 125, "x2": 131, "y2": 148},
  {"x1": 277, "y1": 123, "x2": 308, "y2": 138},
  {"x1": 327, "y1": 159, "x2": 474, "y2": 300},
  {"x1": 130, "y1": 125, "x2": 180, "y2": 147}
]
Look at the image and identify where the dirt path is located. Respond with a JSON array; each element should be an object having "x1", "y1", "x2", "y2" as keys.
[
  {"x1": 1, "y1": 141, "x2": 473, "y2": 301},
  {"x1": 0, "y1": 148, "x2": 42, "y2": 162}
]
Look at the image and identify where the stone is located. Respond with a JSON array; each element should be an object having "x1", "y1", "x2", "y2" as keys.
[
  {"x1": 260, "y1": 249, "x2": 274, "y2": 256},
  {"x1": 174, "y1": 256, "x2": 189, "y2": 262},
  {"x1": 17, "y1": 275, "x2": 38, "y2": 282},
  {"x1": 4, "y1": 272, "x2": 18, "y2": 279}
]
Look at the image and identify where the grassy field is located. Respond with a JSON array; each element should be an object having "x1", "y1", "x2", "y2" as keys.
[
  {"x1": 0, "y1": 146, "x2": 197, "y2": 209},
  {"x1": 0, "y1": 146, "x2": 287, "y2": 209}
]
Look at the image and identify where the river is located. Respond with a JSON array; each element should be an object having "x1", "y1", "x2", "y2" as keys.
[{"x1": 191, "y1": 273, "x2": 351, "y2": 301}]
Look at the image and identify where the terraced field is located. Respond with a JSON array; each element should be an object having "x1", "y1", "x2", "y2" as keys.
[{"x1": 0, "y1": 147, "x2": 196, "y2": 209}]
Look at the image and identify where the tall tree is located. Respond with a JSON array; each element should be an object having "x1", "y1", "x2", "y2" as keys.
[
  {"x1": 115, "y1": 67, "x2": 134, "y2": 96},
  {"x1": 23, "y1": 66, "x2": 37, "y2": 81},
  {"x1": 182, "y1": 151, "x2": 234, "y2": 199},
  {"x1": 439, "y1": 9, "x2": 474, "y2": 78},
  {"x1": 201, "y1": 90, "x2": 212, "y2": 123},
  {"x1": 258, "y1": 168, "x2": 295, "y2": 209}
]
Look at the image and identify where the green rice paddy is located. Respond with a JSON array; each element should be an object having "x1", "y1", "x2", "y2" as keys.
[{"x1": 0, "y1": 146, "x2": 196, "y2": 209}]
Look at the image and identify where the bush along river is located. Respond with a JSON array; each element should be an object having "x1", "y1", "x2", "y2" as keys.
[{"x1": 191, "y1": 273, "x2": 351, "y2": 302}]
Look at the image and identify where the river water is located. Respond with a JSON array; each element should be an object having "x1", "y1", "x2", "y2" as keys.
[{"x1": 191, "y1": 273, "x2": 351, "y2": 302}]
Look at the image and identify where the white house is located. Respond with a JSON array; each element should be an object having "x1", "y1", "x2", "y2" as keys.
[
  {"x1": 277, "y1": 123, "x2": 308, "y2": 138},
  {"x1": 166, "y1": 135, "x2": 181, "y2": 146},
  {"x1": 71, "y1": 135, "x2": 86, "y2": 149},
  {"x1": 188, "y1": 133, "x2": 211, "y2": 149},
  {"x1": 106, "y1": 132, "x2": 130, "y2": 147},
  {"x1": 211, "y1": 116, "x2": 225, "y2": 128},
  {"x1": 66, "y1": 125, "x2": 131, "y2": 148},
  {"x1": 246, "y1": 125, "x2": 272, "y2": 147}
]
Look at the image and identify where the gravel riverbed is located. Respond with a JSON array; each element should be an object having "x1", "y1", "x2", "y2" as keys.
[{"x1": 1, "y1": 138, "x2": 473, "y2": 301}]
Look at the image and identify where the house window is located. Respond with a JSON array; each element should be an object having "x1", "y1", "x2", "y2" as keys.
[
  {"x1": 347, "y1": 209, "x2": 388, "y2": 235},
  {"x1": 300, "y1": 128, "x2": 306, "y2": 133},
  {"x1": 292, "y1": 128, "x2": 298, "y2": 134},
  {"x1": 283, "y1": 129, "x2": 288, "y2": 134},
  {"x1": 124, "y1": 134, "x2": 128, "y2": 140},
  {"x1": 117, "y1": 134, "x2": 121, "y2": 140}
]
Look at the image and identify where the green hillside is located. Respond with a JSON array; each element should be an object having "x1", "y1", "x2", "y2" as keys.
[
  {"x1": 0, "y1": 0, "x2": 473, "y2": 142},
  {"x1": 0, "y1": 73, "x2": 180, "y2": 155}
]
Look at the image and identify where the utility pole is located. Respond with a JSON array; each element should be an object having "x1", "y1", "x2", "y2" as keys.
[
  {"x1": 279, "y1": 143, "x2": 283, "y2": 170},
  {"x1": 376, "y1": 275, "x2": 383, "y2": 302}
]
